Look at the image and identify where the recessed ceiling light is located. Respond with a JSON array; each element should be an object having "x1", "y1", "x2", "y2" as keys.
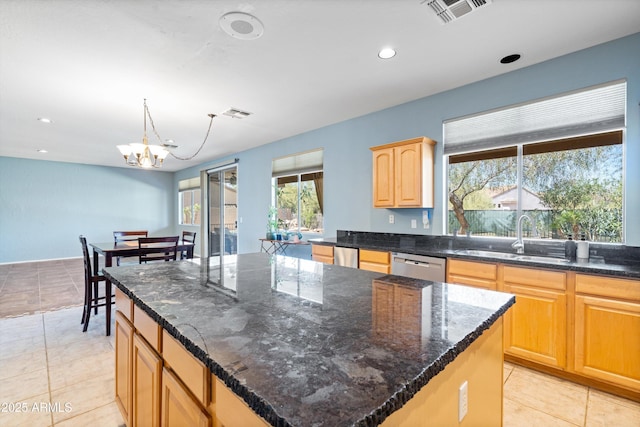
[
  {"x1": 37, "y1": 149, "x2": 48, "y2": 153},
  {"x1": 500, "y1": 54, "x2": 521, "y2": 64},
  {"x1": 378, "y1": 47, "x2": 396, "y2": 59},
  {"x1": 37, "y1": 117, "x2": 53, "y2": 123}
]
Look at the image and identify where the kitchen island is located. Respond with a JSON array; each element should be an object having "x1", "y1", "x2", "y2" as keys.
[{"x1": 105, "y1": 253, "x2": 515, "y2": 426}]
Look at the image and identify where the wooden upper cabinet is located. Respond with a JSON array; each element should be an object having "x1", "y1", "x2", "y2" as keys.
[{"x1": 371, "y1": 137, "x2": 436, "y2": 208}]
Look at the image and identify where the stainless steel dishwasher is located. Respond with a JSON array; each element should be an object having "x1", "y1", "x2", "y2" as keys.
[
  {"x1": 391, "y1": 252, "x2": 446, "y2": 281},
  {"x1": 334, "y1": 246, "x2": 359, "y2": 268}
]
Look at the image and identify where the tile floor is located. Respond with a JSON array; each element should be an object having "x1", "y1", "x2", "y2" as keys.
[{"x1": 1, "y1": 259, "x2": 639, "y2": 426}]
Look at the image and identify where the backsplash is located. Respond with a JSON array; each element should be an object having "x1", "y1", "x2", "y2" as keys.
[{"x1": 336, "y1": 230, "x2": 640, "y2": 266}]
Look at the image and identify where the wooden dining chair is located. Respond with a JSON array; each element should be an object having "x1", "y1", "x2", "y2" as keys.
[
  {"x1": 138, "y1": 236, "x2": 180, "y2": 263},
  {"x1": 181, "y1": 231, "x2": 196, "y2": 259},
  {"x1": 113, "y1": 230, "x2": 148, "y2": 265},
  {"x1": 79, "y1": 235, "x2": 114, "y2": 333}
]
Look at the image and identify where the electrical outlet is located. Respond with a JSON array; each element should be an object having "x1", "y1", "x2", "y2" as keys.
[
  {"x1": 459, "y1": 381, "x2": 468, "y2": 422},
  {"x1": 389, "y1": 214, "x2": 394, "y2": 224},
  {"x1": 423, "y1": 210, "x2": 430, "y2": 229},
  {"x1": 411, "y1": 219, "x2": 417, "y2": 228}
]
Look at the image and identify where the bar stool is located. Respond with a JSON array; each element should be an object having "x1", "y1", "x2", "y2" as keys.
[{"x1": 79, "y1": 235, "x2": 114, "y2": 334}]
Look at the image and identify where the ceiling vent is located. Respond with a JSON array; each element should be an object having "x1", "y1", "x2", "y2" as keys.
[
  {"x1": 222, "y1": 108, "x2": 252, "y2": 119},
  {"x1": 423, "y1": 0, "x2": 492, "y2": 24}
]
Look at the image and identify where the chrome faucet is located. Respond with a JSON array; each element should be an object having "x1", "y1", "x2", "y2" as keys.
[{"x1": 512, "y1": 214, "x2": 534, "y2": 254}]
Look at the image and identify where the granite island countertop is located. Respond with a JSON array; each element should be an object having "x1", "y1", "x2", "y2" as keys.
[{"x1": 104, "y1": 253, "x2": 514, "y2": 427}]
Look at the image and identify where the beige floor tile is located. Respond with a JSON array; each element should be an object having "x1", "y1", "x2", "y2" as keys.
[
  {"x1": 46, "y1": 336, "x2": 114, "y2": 368},
  {"x1": 0, "y1": 334, "x2": 46, "y2": 361},
  {"x1": 585, "y1": 389, "x2": 640, "y2": 427},
  {"x1": 503, "y1": 363, "x2": 515, "y2": 384},
  {"x1": 48, "y1": 350, "x2": 114, "y2": 392},
  {"x1": 50, "y1": 373, "x2": 115, "y2": 424},
  {"x1": 0, "y1": 368, "x2": 50, "y2": 402},
  {"x1": 54, "y1": 401, "x2": 125, "y2": 427},
  {"x1": 0, "y1": 392, "x2": 53, "y2": 427},
  {"x1": 0, "y1": 347, "x2": 48, "y2": 380},
  {"x1": 504, "y1": 366, "x2": 588, "y2": 426},
  {"x1": 504, "y1": 397, "x2": 581, "y2": 427}
]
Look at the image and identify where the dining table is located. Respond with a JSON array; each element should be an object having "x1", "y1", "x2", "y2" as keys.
[{"x1": 89, "y1": 239, "x2": 194, "y2": 335}]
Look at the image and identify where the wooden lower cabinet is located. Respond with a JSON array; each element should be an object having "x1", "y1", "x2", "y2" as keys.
[
  {"x1": 574, "y1": 274, "x2": 640, "y2": 393},
  {"x1": 115, "y1": 312, "x2": 133, "y2": 427},
  {"x1": 213, "y1": 377, "x2": 269, "y2": 427},
  {"x1": 359, "y1": 249, "x2": 391, "y2": 273},
  {"x1": 162, "y1": 368, "x2": 210, "y2": 427},
  {"x1": 133, "y1": 333, "x2": 162, "y2": 427},
  {"x1": 311, "y1": 244, "x2": 334, "y2": 264},
  {"x1": 502, "y1": 266, "x2": 567, "y2": 369},
  {"x1": 446, "y1": 258, "x2": 498, "y2": 290}
]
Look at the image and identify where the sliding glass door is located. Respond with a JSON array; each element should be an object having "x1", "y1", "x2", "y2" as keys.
[{"x1": 207, "y1": 166, "x2": 238, "y2": 256}]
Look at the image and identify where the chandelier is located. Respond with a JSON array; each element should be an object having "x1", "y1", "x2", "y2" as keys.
[{"x1": 117, "y1": 99, "x2": 216, "y2": 168}]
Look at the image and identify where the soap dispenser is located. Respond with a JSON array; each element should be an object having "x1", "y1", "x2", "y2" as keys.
[
  {"x1": 564, "y1": 234, "x2": 576, "y2": 261},
  {"x1": 576, "y1": 233, "x2": 589, "y2": 260}
]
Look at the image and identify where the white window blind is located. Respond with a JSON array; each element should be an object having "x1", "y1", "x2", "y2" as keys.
[
  {"x1": 444, "y1": 80, "x2": 626, "y2": 155},
  {"x1": 272, "y1": 148, "x2": 323, "y2": 177},
  {"x1": 178, "y1": 177, "x2": 200, "y2": 191}
]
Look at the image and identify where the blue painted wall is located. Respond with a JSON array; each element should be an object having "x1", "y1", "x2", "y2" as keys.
[
  {"x1": 0, "y1": 157, "x2": 174, "y2": 263},
  {"x1": 2, "y1": 33, "x2": 639, "y2": 263}
]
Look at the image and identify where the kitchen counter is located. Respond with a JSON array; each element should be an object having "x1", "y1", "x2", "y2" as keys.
[
  {"x1": 104, "y1": 253, "x2": 514, "y2": 426},
  {"x1": 310, "y1": 233, "x2": 640, "y2": 279}
]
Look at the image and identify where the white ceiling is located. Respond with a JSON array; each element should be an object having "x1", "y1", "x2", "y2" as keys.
[{"x1": 1, "y1": 0, "x2": 639, "y2": 172}]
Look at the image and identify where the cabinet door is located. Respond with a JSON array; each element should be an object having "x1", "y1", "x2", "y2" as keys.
[
  {"x1": 115, "y1": 312, "x2": 133, "y2": 427},
  {"x1": 359, "y1": 249, "x2": 390, "y2": 273},
  {"x1": 311, "y1": 244, "x2": 334, "y2": 264},
  {"x1": 372, "y1": 147, "x2": 395, "y2": 207},
  {"x1": 133, "y1": 334, "x2": 162, "y2": 427},
  {"x1": 574, "y1": 295, "x2": 640, "y2": 391},
  {"x1": 503, "y1": 284, "x2": 567, "y2": 369},
  {"x1": 395, "y1": 143, "x2": 422, "y2": 207},
  {"x1": 446, "y1": 259, "x2": 497, "y2": 290},
  {"x1": 161, "y1": 368, "x2": 210, "y2": 427}
]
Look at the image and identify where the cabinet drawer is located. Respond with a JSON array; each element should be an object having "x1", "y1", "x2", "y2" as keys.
[
  {"x1": 163, "y1": 330, "x2": 209, "y2": 406},
  {"x1": 576, "y1": 274, "x2": 640, "y2": 301},
  {"x1": 134, "y1": 305, "x2": 162, "y2": 352},
  {"x1": 312, "y1": 244, "x2": 334, "y2": 257},
  {"x1": 448, "y1": 259, "x2": 497, "y2": 280},
  {"x1": 115, "y1": 287, "x2": 133, "y2": 321},
  {"x1": 359, "y1": 249, "x2": 390, "y2": 264},
  {"x1": 503, "y1": 266, "x2": 566, "y2": 291}
]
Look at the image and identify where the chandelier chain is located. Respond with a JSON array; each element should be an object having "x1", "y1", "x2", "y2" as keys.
[{"x1": 145, "y1": 104, "x2": 216, "y2": 161}]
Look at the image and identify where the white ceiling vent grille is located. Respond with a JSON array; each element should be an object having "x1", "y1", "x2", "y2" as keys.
[
  {"x1": 222, "y1": 108, "x2": 252, "y2": 119},
  {"x1": 423, "y1": 0, "x2": 492, "y2": 24}
]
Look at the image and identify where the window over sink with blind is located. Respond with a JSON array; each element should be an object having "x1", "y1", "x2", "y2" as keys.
[{"x1": 445, "y1": 80, "x2": 625, "y2": 243}]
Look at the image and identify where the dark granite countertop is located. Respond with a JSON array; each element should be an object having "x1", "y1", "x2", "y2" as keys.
[
  {"x1": 104, "y1": 253, "x2": 514, "y2": 427},
  {"x1": 309, "y1": 232, "x2": 640, "y2": 279}
]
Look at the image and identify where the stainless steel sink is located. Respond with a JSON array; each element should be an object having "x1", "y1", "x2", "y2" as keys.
[{"x1": 454, "y1": 250, "x2": 569, "y2": 264}]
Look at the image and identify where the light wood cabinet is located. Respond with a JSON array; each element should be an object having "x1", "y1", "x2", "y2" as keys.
[
  {"x1": 370, "y1": 137, "x2": 436, "y2": 208},
  {"x1": 115, "y1": 311, "x2": 133, "y2": 427},
  {"x1": 133, "y1": 333, "x2": 162, "y2": 427},
  {"x1": 212, "y1": 377, "x2": 269, "y2": 427},
  {"x1": 162, "y1": 368, "x2": 210, "y2": 427},
  {"x1": 359, "y1": 249, "x2": 391, "y2": 273},
  {"x1": 574, "y1": 274, "x2": 640, "y2": 392},
  {"x1": 311, "y1": 244, "x2": 334, "y2": 264},
  {"x1": 446, "y1": 258, "x2": 498, "y2": 290},
  {"x1": 502, "y1": 266, "x2": 567, "y2": 369}
]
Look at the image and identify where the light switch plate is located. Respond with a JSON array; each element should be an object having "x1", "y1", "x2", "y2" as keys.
[{"x1": 411, "y1": 219, "x2": 417, "y2": 228}]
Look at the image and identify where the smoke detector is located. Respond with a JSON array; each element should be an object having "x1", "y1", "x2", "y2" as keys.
[
  {"x1": 219, "y1": 12, "x2": 264, "y2": 40},
  {"x1": 423, "y1": 0, "x2": 492, "y2": 24}
]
